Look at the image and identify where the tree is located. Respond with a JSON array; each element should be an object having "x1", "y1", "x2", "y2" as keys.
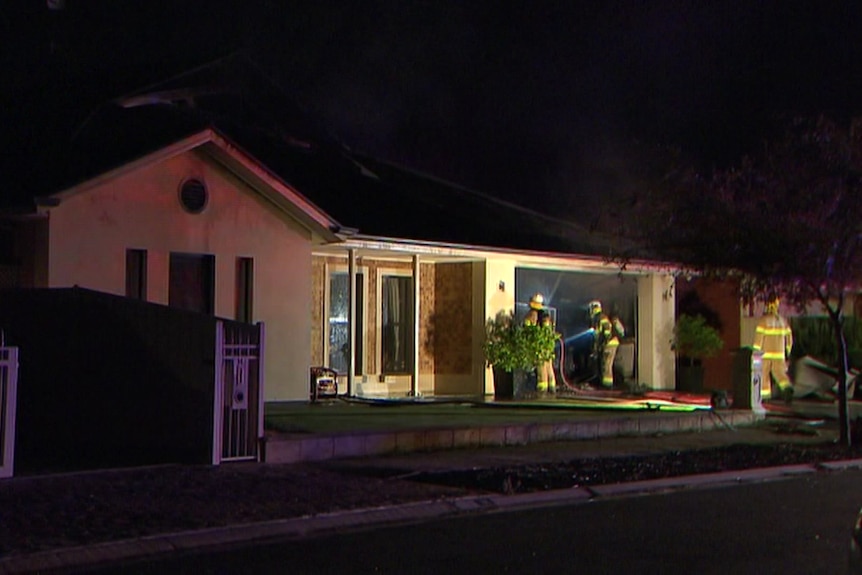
[{"x1": 621, "y1": 116, "x2": 862, "y2": 446}]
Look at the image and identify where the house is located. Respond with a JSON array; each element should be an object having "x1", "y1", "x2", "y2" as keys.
[{"x1": 0, "y1": 58, "x2": 683, "y2": 403}]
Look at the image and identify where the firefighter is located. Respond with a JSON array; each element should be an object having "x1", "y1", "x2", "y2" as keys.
[
  {"x1": 589, "y1": 300, "x2": 620, "y2": 388},
  {"x1": 527, "y1": 293, "x2": 556, "y2": 396},
  {"x1": 752, "y1": 295, "x2": 794, "y2": 402}
]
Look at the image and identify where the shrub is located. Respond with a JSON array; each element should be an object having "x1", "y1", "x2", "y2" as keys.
[
  {"x1": 671, "y1": 313, "x2": 724, "y2": 366},
  {"x1": 484, "y1": 310, "x2": 557, "y2": 372}
]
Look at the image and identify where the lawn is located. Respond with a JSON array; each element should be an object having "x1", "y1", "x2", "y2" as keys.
[{"x1": 264, "y1": 396, "x2": 704, "y2": 434}]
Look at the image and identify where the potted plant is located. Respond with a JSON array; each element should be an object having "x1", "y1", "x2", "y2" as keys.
[
  {"x1": 484, "y1": 310, "x2": 558, "y2": 399},
  {"x1": 671, "y1": 313, "x2": 724, "y2": 392},
  {"x1": 484, "y1": 310, "x2": 524, "y2": 399}
]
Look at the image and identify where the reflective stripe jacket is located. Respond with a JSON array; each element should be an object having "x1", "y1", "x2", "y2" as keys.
[
  {"x1": 597, "y1": 315, "x2": 620, "y2": 348},
  {"x1": 753, "y1": 314, "x2": 793, "y2": 361}
]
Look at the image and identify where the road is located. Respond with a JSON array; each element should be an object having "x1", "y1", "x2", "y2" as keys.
[{"x1": 85, "y1": 469, "x2": 862, "y2": 575}]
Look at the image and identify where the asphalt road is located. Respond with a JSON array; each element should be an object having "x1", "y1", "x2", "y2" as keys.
[{"x1": 83, "y1": 469, "x2": 862, "y2": 575}]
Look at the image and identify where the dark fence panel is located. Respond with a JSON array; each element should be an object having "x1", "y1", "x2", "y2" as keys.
[{"x1": 0, "y1": 287, "x2": 219, "y2": 474}]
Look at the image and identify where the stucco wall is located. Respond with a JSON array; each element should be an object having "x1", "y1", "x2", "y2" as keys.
[
  {"x1": 8, "y1": 219, "x2": 49, "y2": 288},
  {"x1": 637, "y1": 273, "x2": 676, "y2": 390},
  {"x1": 45, "y1": 149, "x2": 313, "y2": 401},
  {"x1": 482, "y1": 258, "x2": 518, "y2": 395}
]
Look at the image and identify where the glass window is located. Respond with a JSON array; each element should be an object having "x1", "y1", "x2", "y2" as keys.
[
  {"x1": 381, "y1": 275, "x2": 414, "y2": 374},
  {"x1": 125, "y1": 249, "x2": 147, "y2": 300},
  {"x1": 0, "y1": 227, "x2": 15, "y2": 265},
  {"x1": 236, "y1": 257, "x2": 254, "y2": 323},
  {"x1": 328, "y1": 272, "x2": 364, "y2": 374},
  {"x1": 516, "y1": 268, "x2": 637, "y2": 386}
]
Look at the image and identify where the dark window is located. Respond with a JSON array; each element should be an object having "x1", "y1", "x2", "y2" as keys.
[
  {"x1": 0, "y1": 227, "x2": 15, "y2": 265},
  {"x1": 125, "y1": 249, "x2": 147, "y2": 300},
  {"x1": 169, "y1": 252, "x2": 215, "y2": 315},
  {"x1": 515, "y1": 268, "x2": 638, "y2": 385},
  {"x1": 328, "y1": 272, "x2": 364, "y2": 374},
  {"x1": 381, "y1": 275, "x2": 413, "y2": 374},
  {"x1": 236, "y1": 257, "x2": 254, "y2": 323}
]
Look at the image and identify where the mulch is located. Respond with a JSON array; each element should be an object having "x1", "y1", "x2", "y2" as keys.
[{"x1": 0, "y1": 462, "x2": 467, "y2": 557}]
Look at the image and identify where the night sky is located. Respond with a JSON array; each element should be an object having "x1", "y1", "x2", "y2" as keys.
[{"x1": 3, "y1": 1, "x2": 862, "y2": 221}]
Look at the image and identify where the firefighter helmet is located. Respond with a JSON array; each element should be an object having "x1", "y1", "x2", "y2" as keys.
[
  {"x1": 588, "y1": 300, "x2": 603, "y2": 316},
  {"x1": 765, "y1": 296, "x2": 780, "y2": 315},
  {"x1": 529, "y1": 293, "x2": 545, "y2": 310}
]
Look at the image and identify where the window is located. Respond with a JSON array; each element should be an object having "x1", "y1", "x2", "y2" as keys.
[
  {"x1": 125, "y1": 249, "x2": 147, "y2": 300},
  {"x1": 328, "y1": 272, "x2": 364, "y2": 374},
  {"x1": 179, "y1": 179, "x2": 208, "y2": 214},
  {"x1": 381, "y1": 275, "x2": 414, "y2": 374},
  {"x1": 0, "y1": 227, "x2": 15, "y2": 265},
  {"x1": 0, "y1": 226, "x2": 19, "y2": 289},
  {"x1": 169, "y1": 252, "x2": 215, "y2": 315},
  {"x1": 515, "y1": 267, "x2": 638, "y2": 385},
  {"x1": 236, "y1": 257, "x2": 254, "y2": 323}
]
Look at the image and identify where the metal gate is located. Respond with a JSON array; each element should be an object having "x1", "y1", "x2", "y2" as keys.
[
  {"x1": 212, "y1": 321, "x2": 265, "y2": 464},
  {"x1": 0, "y1": 342, "x2": 18, "y2": 478}
]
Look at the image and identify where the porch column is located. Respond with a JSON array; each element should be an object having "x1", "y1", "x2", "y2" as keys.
[
  {"x1": 412, "y1": 254, "x2": 420, "y2": 397},
  {"x1": 637, "y1": 273, "x2": 676, "y2": 390},
  {"x1": 347, "y1": 248, "x2": 357, "y2": 396}
]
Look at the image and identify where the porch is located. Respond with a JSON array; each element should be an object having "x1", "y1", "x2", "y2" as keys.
[{"x1": 309, "y1": 241, "x2": 679, "y2": 402}]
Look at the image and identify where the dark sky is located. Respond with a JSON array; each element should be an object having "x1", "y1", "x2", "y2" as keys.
[
  {"x1": 4, "y1": 1, "x2": 862, "y2": 219},
  {"x1": 252, "y1": 1, "x2": 862, "y2": 218}
]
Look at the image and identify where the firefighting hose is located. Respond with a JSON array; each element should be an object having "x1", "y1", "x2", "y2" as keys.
[{"x1": 554, "y1": 332, "x2": 598, "y2": 391}]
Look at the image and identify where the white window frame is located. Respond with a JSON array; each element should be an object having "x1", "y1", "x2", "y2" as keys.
[
  {"x1": 376, "y1": 267, "x2": 415, "y2": 376},
  {"x1": 324, "y1": 263, "x2": 368, "y2": 374}
]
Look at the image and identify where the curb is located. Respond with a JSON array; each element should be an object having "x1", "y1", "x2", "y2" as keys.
[{"x1": 0, "y1": 457, "x2": 850, "y2": 575}]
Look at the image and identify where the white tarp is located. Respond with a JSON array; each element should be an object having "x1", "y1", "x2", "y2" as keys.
[{"x1": 793, "y1": 355, "x2": 857, "y2": 399}]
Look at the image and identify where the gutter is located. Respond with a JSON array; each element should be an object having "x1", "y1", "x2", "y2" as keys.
[{"x1": 329, "y1": 234, "x2": 679, "y2": 274}]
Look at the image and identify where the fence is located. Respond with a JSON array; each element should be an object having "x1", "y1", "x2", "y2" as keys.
[
  {"x1": 213, "y1": 320, "x2": 265, "y2": 463},
  {"x1": 0, "y1": 343, "x2": 17, "y2": 478},
  {"x1": 0, "y1": 287, "x2": 264, "y2": 473}
]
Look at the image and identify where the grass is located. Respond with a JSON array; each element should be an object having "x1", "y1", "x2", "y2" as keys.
[{"x1": 263, "y1": 396, "x2": 706, "y2": 435}]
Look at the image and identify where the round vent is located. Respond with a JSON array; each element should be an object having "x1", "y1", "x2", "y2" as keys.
[{"x1": 179, "y1": 179, "x2": 208, "y2": 213}]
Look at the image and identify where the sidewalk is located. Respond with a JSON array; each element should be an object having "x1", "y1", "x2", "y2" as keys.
[{"x1": 0, "y1": 399, "x2": 857, "y2": 574}]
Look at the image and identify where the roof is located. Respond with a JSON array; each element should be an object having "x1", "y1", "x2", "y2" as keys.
[
  {"x1": 327, "y1": 154, "x2": 627, "y2": 256},
  {"x1": 0, "y1": 56, "x2": 630, "y2": 259}
]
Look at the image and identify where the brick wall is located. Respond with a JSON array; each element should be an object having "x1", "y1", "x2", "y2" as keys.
[
  {"x1": 433, "y1": 262, "x2": 473, "y2": 375},
  {"x1": 310, "y1": 258, "x2": 325, "y2": 366},
  {"x1": 419, "y1": 263, "x2": 435, "y2": 374},
  {"x1": 679, "y1": 278, "x2": 740, "y2": 391}
]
